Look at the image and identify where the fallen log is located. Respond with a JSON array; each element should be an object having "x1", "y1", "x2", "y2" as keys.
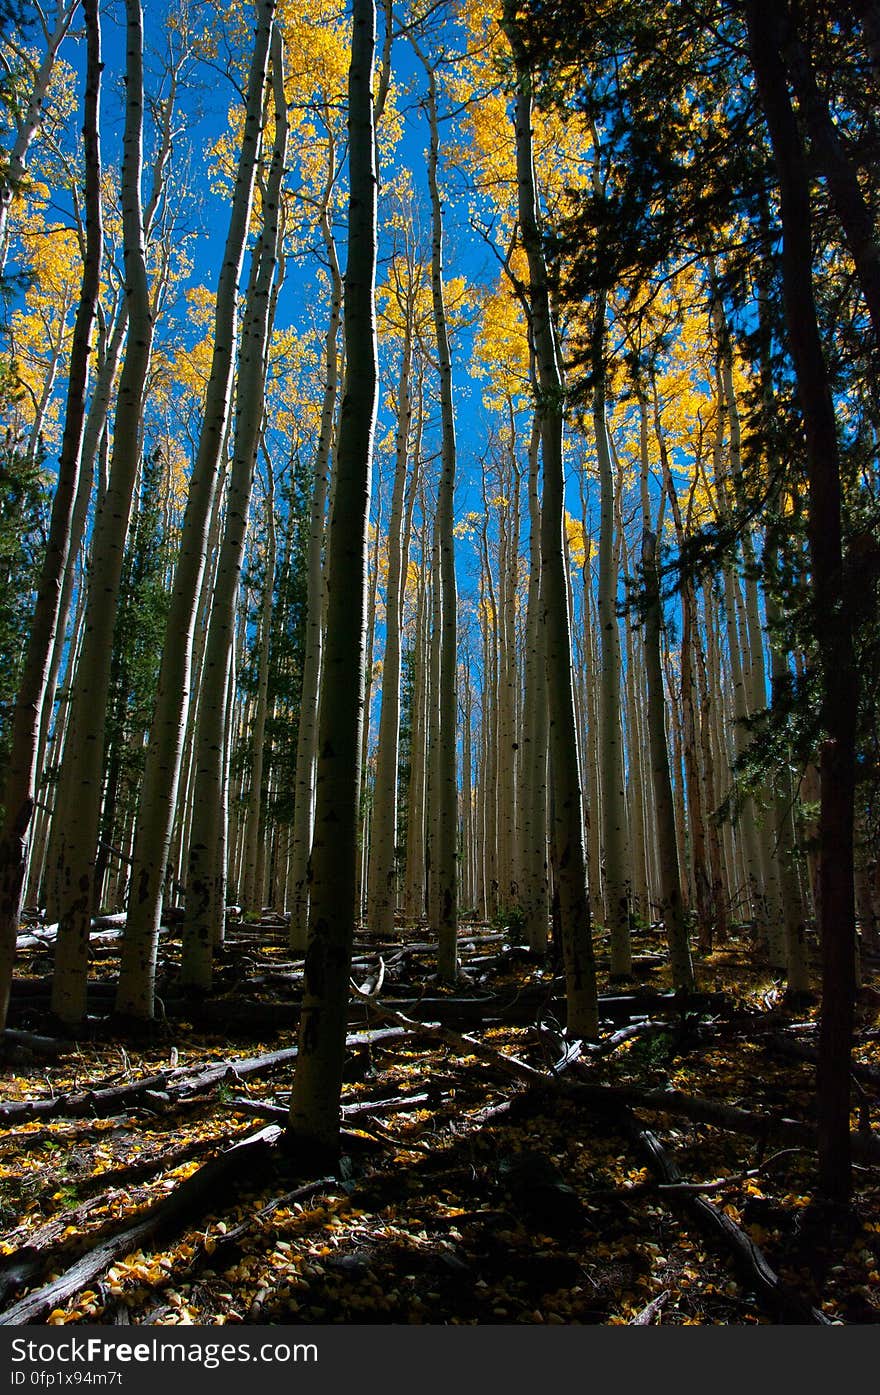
[
  {"x1": 1, "y1": 1029, "x2": 66, "y2": 1059},
  {"x1": 629, "y1": 1289, "x2": 670, "y2": 1325},
  {"x1": 350, "y1": 990, "x2": 546, "y2": 1086},
  {"x1": 765, "y1": 1033, "x2": 880, "y2": 1091},
  {"x1": 71, "y1": 1133, "x2": 227, "y2": 1199},
  {"x1": 227, "y1": 1090, "x2": 433, "y2": 1125},
  {"x1": 563, "y1": 1080, "x2": 880, "y2": 1167},
  {"x1": 188, "y1": 1176, "x2": 338, "y2": 1277},
  {"x1": 0, "y1": 1132, "x2": 228, "y2": 1309},
  {"x1": 0, "y1": 1197, "x2": 109, "y2": 1305},
  {"x1": 0, "y1": 1125, "x2": 283, "y2": 1325},
  {"x1": 617, "y1": 1105, "x2": 834, "y2": 1325},
  {"x1": 0, "y1": 1026, "x2": 412, "y2": 1125}
]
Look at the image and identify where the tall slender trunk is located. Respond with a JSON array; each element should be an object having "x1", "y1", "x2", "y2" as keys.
[
  {"x1": 403, "y1": 547, "x2": 428, "y2": 920},
  {"x1": 241, "y1": 464, "x2": 277, "y2": 915},
  {"x1": 592, "y1": 307, "x2": 631, "y2": 975},
  {"x1": 182, "y1": 45, "x2": 287, "y2": 987},
  {"x1": 289, "y1": 132, "x2": 342, "y2": 952},
  {"x1": 0, "y1": 0, "x2": 102, "y2": 1030},
  {"x1": 366, "y1": 302, "x2": 413, "y2": 938},
  {"x1": 642, "y1": 530, "x2": 694, "y2": 991},
  {"x1": 520, "y1": 415, "x2": 549, "y2": 952},
  {"x1": 411, "y1": 49, "x2": 460, "y2": 977},
  {"x1": 115, "y1": 0, "x2": 276, "y2": 1018},
  {"x1": 50, "y1": 0, "x2": 153, "y2": 1026},
  {"x1": 288, "y1": 0, "x2": 378, "y2": 1159},
  {"x1": 747, "y1": 0, "x2": 858, "y2": 1202},
  {"x1": 503, "y1": 1, "x2": 597, "y2": 1036}
]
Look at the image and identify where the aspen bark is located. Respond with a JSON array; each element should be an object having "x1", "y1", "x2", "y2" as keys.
[
  {"x1": 519, "y1": 415, "x2": 549, "y2": 953},
  {"x1": 503, "y1": 1, "x2": 597, "y2": 1036},
  {"x1": 593, "y1": 307, "x2": 631, "y2": 975},
  {"x1": 642, "y1": 530, "x2": 694, "y2": 990},
  {"x1": 289, "y1": 133, "x2": 342, "y2": 952},
  {"x1": 288, "y1": 0, "x2": 378, "y2": 1158},
  {"x1": 241, "y1": 463, "x2": 277, "y2": 917},
  {"x1": 50, "y1": 0, "x2": 153, "y2": 1026},
  {"x1": 115, "y1": 0, "x2": 276, "y2": 1018},
  {"x1": 366, "y1": 284, "x2": 413, "y2": 938},
  {"x1": 0, "y1": 0, "x2": 81, "y2": 270},
  {"x1": 425, "y1": 52, "x2": 459, "y2": 979},
  {"x1": 403, "y1": 548, "x2": 428, "y2": 920},
  {"x1": 182, "y1": 41, "x2": 287, "y2": 987},
  {"x1": 0, "y1": 0, "x2": 101, "y2": 1029}
]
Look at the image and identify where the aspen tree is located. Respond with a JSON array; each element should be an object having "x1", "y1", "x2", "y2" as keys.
[
  {"x1": 403, "y1": 522, "x2": 429, "y2": 920},
  {"x1": 709, "y1": 358, "x2": 767, "y2": 942},
  {"x1": 50, "y1": 0, "x2": 153, "y2": 1025},
  {"x1": 578, "y1": 507, "x2": 604, "y2": 925},
  {"x1": 115, "y1": 0, "x2": 276, "y2": 1018},
  {"x1": 477, "y1": 487, "x2": 498, "y2": 915},
  {"x1": 622, "y1": 551, "x2": 650, "y2": 926},
  {"x1": 591, "y1": 303, "x2": 632, "y2": 975},
  {"x1": 649, "y1": 383, "x2": 716, "y2": 948},
  {"x1": 642, "y1": 528, "x2": 694, "y2": 991},
  {"x1": 502, "y1": 0, "x2": 597, "y2": 1036},
  {"x1": 35, "y1": 303, "x2": 128, "y2": 859},
  {"x1": 182, "y1": 34, "x2": 287, "y2": 987},
  {"x1": 0, "y1": 0, "x2": 101, "y2": 1029},
  {"x1": 289, "y1": 123, "x2": 342, "y2": 952},
  {"x1": 519, "y1": 414, "x2": 549, "y2": 952},
  {"x1": 357, "y1": 490, "x2": 383, "y2": 918},
  {"x1": 408, "y1": 41, "x2": 459, "y2": 974},
  {"x1": 692, "y1": 583, "x2": 729, "y2": 945},
  {"x1": 288, "y1": 0, "x2": 378, "y2": 1157},
  {"x1": 756, "y1": 287, "x2": 811, "y2": 993},
  {"x1": 426, "y1": 519, "x2": 443, "y2": 926},
  {"x1": 460, "y1": 654, "x2": 476, "y2": 913},
  {"x1": 494, "y1": 442, "x2": 520, "y2": 916},
  {"x1": 0, "y1": 0, "x2": 81, "y2": 269},
  {"x1": 366, "y1": 245, "x2": 416, "y2": 939},
  {"x1": 713, "y1": 301, "x2": 785, "y2": 961},
  {"x1": 241, "y1": 460, "x2": 277, "y2": 916}
]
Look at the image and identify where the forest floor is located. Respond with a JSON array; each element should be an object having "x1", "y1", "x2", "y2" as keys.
[{"x1": 1, "y1": 921, "x2": 879, "y2": 1326}]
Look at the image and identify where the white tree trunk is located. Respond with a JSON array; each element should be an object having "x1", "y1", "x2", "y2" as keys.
[
  {"x1": 0, "y1": 0, "x2": 101, "y2": 1030},
  {"x1": 181, "y1": 44, "x2": 287, "y2": 986},
  {"x1": 50, "y1": 0, "x2": 153, "y2": 1026},
  {"x1": 115, "y1": 0, "x2": 276, "y2": 1018}
]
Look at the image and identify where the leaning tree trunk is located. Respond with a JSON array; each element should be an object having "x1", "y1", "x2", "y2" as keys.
[
  {"x1": 115, "y1": 0, "x2": 276, "y2": 1019},
  {"x1": 49, "y1": 0, "x2": 153, "y2": 1027},
  {"x1": 747, "y1": 0, "x2": 858, "y2": 1203},
  {"x1": 0, "y1": 0, "x2": 102, "y2": 1031},
  {"x1": 288, "y1": 0, "x2": 379, "y2": 1160},
  {"x1": 502, "y1": 0, "x2": 598, "y2": 1037},
  {"x1": 0, "y1": 0, "x2": 80, "y2": 270}
]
